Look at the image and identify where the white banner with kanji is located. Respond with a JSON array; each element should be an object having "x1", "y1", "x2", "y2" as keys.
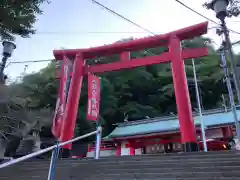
[{"x1": 87, "y1": 74, "x2": 101, "y2": 121}]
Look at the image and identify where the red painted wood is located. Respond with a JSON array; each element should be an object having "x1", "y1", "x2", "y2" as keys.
[
  {"x1": 84, "y1": 48, "x2": 208, "y2": 74},
  {"x1": 120, "y1": 52, "x2": 130, "y2": 61},
  {"x1": 85, "y1": 52, "x2": 169, "y2": 74},
  {"x1": 125, "y1": 138, "x2": 182, "y2": 149},
  {"x1": 169, "y1": 36, "x2": 196, "y2": 143},
  {"x1": 55, "y1": 48, "x2": 207, "y2": 78},
  {"x1": 116, "y1": 143, "x2": 121, "y2": 156},
  {"x1": 129, "y1": 146, "x2": 135, "y2": 156},
  {"x1": 113, "y1": 132, "x2": 181, "y2": 141},
  {"x1": 54, "y1": 22, "x2": 208, "y2": 60},
  {"x1": 222, "y1": 126, "x2": 233, "y2": 137},
  {"x1": 90, "y1": 142, "x2": 117, "y2": 152},
  {"x1": 87, "y1": 144, "x2": 91, "y2": 152}
]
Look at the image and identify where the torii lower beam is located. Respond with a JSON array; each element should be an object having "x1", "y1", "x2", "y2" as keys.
[{"x1": 84, "y1": 48, "x2": 207, "y2": 74}]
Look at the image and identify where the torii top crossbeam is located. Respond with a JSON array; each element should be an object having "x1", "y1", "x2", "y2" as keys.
[{"x1": 53, "y1": 22, "x2": 208, "y2": 60}]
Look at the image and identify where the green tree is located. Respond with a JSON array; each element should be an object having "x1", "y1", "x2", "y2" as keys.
[
  {"x1": 1, "y1": 61, "x2": 56, "y2": 157},
  {"x1": 0, "y1": 94, "x2": 52, "y2": 157},
  {"x1": 0, "y1": 0, "x2": 49, "y2": 40},
  {"x1": 203, "y1": 0, "x2": 240, "y2": 17},
  {"x1": 228, "y1": 0, "x2": 240, "y2": 17},
  {"x1": 21, "y1": 61, "x2": 58, "y2": 109}
]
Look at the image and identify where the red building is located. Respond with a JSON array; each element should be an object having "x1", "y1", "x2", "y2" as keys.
[{"x1": 86, "y1": 108, "x2": 238, "y2": 157}]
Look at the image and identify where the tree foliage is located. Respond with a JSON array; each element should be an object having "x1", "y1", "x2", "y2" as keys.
[
  {"x1": 5, "y1": 37, "x2": 239, "y2": 138},
  {"x1": 204, "y1": 0, "x2": 240, "y2": 17},
  {"x1": 228, "y1": 0, "x2": 240, "y2": 17},
  {"x1": 0, "y1": 0, "x2": 49, "y2": 40},
  {"x1": 0, "y1": 84, "x2": 52, "y2": 157}
]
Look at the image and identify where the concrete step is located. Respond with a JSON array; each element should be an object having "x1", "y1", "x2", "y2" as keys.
[
  {"x1": 6, "y1": 153, "x2": 240, "y2": 169},
  {"x1": 68, "y1": 156, "x2": 240, "y2": 165},
  {"x1": 71, "y1": 169, "x2": 240, "y2": 179},
  {"x1": 71, "y1": 166, "x2": 240, "y2": 174},
  {"x1": 0, "y1": 167, "x2": 70, "y2": 180},
  {"x1": 8, "y1": 150, "x2": 240, "y2": 165},
  {"x1": 5, "y1": 161, "x2": 240, "y2": 171},
  {"x1": 3, "y1": 157, "x2": 240, "y2": 171},
  {"x1": 81, "y1": 177, "x2": 240, "y2": 180},
  {"x1": 2, "y1": 176, "x2": 240, "y2": 180},
  {"x1": 1, "y1": 151, "x2": 240, "y2": 180},
  {"x1": 2, "y1": 163, "x2": 240, "y2": 177},
  {"x1": 2, "y1": 167, "x2": 240, "y2": 180},
  {"x1": 81, "y1": 178, "x2": 240, "y2": 180},
  {"x1": 75, "y1": 152, "x2": 240, "y2": 163},
  {"x1": 76, "y1": 171, "x2": 240, "y2": 179}
]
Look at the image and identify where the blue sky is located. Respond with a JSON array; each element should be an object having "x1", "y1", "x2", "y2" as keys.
[{"x1": 4, "y1": 0, "x2": 240, "y2": 82}]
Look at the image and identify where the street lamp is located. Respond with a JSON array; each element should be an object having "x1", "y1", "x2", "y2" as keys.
[
  {"x1": 2, "y1": 41, "x2": 16, "y2": 57},
  {"x1": 208, "y1": 0, "x2": 229, "y2": 20},
  {"x1": 0, "y1": 41, "x2": 16, "y2": 83},
  {"x1": 208, "y1": 0, "x2": 240, "y2": 105}
]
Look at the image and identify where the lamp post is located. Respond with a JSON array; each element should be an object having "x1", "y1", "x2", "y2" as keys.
[
  {"x1": 0, "y1": 41, "x2": 16, "y2": 83},
  {"x1": 208, "y1": 0, "x2": 240, "y2": 105},
  {"x1": 208, "y1": 0, "x2": 229, "y2": 19},
  {"x1": 192, "y1": 59, "x2": 207, "y2": 152}
]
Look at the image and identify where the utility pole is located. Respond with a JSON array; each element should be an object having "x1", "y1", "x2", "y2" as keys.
[
  {"x1": 220, "y1": 47, "x2": 240, "y2": 140},
  {"x1": 220, "y1": 20, "x2": 240, "y2": 104},
  {"x1": 208, "y1": 0, "x2": 240, "y2": 104}
]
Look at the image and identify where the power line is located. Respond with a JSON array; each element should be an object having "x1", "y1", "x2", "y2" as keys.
[
  {"x1": 91, "y1": 0, "x2": 240, "y2": 36},
  {"x1": 35, "y1": 31, "x2": 154, "y2": 35},
  {"x1": 34, "y1": 27, "x2": 218, "y2": 35},
  {"x1": 232, "y1": 40, "x2": 240, "y2": 46},
  {"x1": 9, "y1": 59, "x2": 53, "y2": 64},
  {"x1": 7, "y1": 39, "x2": 238, "y2": 68},
  {"x1": 175, "y1": 0, "x2": 240, "y2": 35},
  {"x1": 7, "y1": 39, "x2": 239, "y2": 67},
  {"x1": 227, "y1": 20, "x2": 240, "y2": 23},
  {"x1": 36, "y1": 27, "x2": 218, "y2": 35},
  {"x1": 4, "y1": 27, "x2": 224, "y2": 67},
  {"x1": 6, "y1": 1, "x2": 239, "y2": 68},
  {"x1": 5, "y1": 59, "x2": 53, "y2": 68},
  {"x1": 175, "y1": 0, "x2": 219, "y2": 24},
  {"x1": 91, "y1": 0, "x2": 156, "y2": 36}
]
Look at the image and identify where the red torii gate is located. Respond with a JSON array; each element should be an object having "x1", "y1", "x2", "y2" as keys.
[{"x1": 53, "y1": 21, "x2": 209, "y2": 155}]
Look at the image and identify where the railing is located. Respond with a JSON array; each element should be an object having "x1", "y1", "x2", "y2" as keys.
[{"x1": 0, "y1": 126, "x2": 102, "y2": 180}]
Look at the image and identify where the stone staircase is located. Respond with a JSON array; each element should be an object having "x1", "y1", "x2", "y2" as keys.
[{"x1": 1, "y1": 151, "x2": 240, "y2": 179}]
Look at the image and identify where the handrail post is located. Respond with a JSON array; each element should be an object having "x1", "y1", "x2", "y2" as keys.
[
  {"x1": 95, "y1": 126, "x2": 102, "y2": 159},
  {"x1": 47, "y1": 143, "x2": 60, "y2": 180},
  {"x1": 47, "y1": 151, "x2": 55, "y2": 180}
]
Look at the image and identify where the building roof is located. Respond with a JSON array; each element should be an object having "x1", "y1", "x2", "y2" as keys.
[{"x1": 106, "y1": 108, "x2": 240, "y2": 139}]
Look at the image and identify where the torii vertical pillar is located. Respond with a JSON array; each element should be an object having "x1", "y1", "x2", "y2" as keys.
[{"x1": 169, "y1": 36, "x2": 198, "y2": 151}]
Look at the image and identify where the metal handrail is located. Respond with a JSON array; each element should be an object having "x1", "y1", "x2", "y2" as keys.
[{"x1": 0, "y1": 130, "x2": 99, "y2": 169}]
